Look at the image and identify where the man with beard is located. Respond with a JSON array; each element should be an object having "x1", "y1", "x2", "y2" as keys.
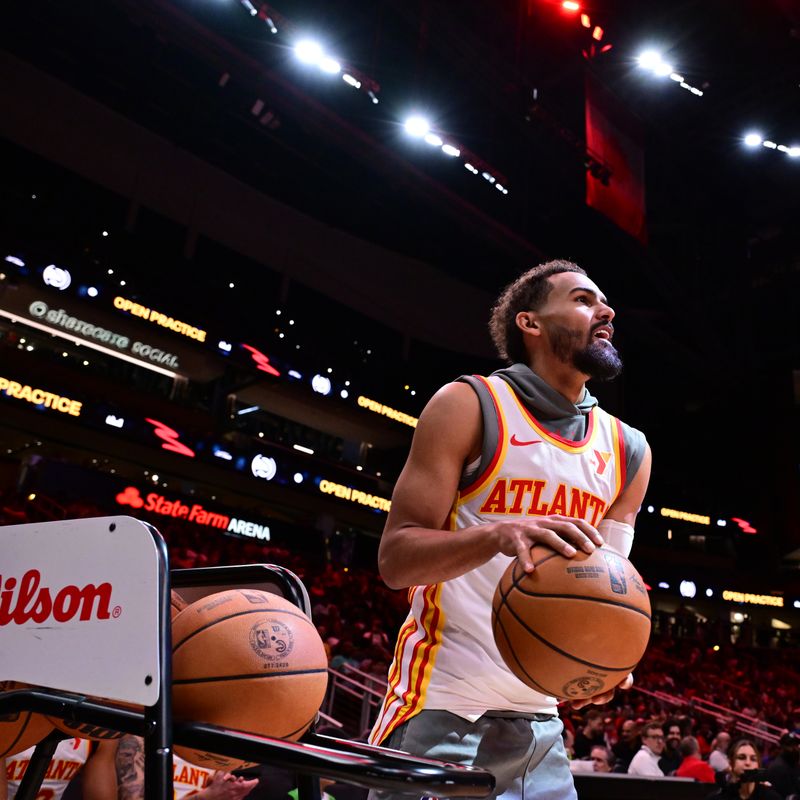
[
  {"x1": 368, "y1": 261, "x2": 651, "y2": 800},
  {"x1": 659, "y1": 718, "x2": 685, "y2": 775}
]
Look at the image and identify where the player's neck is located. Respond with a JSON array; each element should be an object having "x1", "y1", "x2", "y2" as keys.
[{"x1": 526, "y1": 356, "x2": 587, "y2": 405}]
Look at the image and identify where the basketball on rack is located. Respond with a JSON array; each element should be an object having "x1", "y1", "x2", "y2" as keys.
[
  {"x1": 44, "y1": 591, "x2": 189, "y2": 741},
  {"x1": 172, "y1": 589, "x2": 328, "y2": 770},
  {"x1": 492, "y1": 545, "x2": 651, "y2": 700},
  {"x1": 0, "y1": 682, "x2": 54, "y2": 758}
]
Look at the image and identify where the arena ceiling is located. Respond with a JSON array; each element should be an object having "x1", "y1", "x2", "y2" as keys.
[{"x1": 1, "y1": 0, "x2": 798, "y2": 567}]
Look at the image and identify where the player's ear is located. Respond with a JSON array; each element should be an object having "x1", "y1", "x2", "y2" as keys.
[{"x1": 515, "y1": 311, "x2": 541, "y2": 337}]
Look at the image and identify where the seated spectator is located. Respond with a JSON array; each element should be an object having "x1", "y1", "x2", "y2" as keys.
[
  {"x1": 765, "y1": 733, "x2": 800, "y2": 799},
  {"x1": 709, "y1": 732, "x2": 732, "y2": 773},
  {"x1": 676, "y1": 736, "x2": 716, "y2": 783},
  {"x1": 706, "y1": 739, "x2": 782, "y2": 800},
  {"x1": 590, "y1": 746, "x2": 615, "y2": 773},
  {"x1": 660, "y1": 718, "x2": 685, "y2": 776},
  {"x1": 573, "y1": 710, "x2": 607, "y2": 759},
  {"x1": 628, "y1": 722, "x2": 665, "y2": 777},
  {"x1": 612, "y1": 718, "x2": 641, "y2": 773}
]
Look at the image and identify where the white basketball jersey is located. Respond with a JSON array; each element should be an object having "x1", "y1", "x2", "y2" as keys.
[
  {"x1": 172, "y1": 755, "x2": 214, "y2": 799},
  {"x1": 6, "y1": 737, "x2": 91, "y2": 800},
  {"x1": 370, "y1": 376, "x2": 627, "y2": 743}
]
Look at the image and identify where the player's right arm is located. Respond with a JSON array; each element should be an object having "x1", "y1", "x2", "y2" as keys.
[{"x1": 378, "y1": 382, "x2": 603, "y2": 590}]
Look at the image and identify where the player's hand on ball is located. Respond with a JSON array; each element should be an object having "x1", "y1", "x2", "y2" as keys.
[
  {"x1": 492, "y1": 516, "x2": 604, "y2": 572},
  {"x1": 570, "y1": 673, "x2": 634, "y2": 710},
  {"x1": 201, "y1": 771, "x2": 259, "y2": 800}
]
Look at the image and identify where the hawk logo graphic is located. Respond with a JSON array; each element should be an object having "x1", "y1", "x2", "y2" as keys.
[
  {"x1": 593, "y1": 449, "x2": 612, "y2": 475},
  {"x1": 145, "y1": 418, "x2": 196, "y2": 457},
  {"x1": 116, "y1": 486, "x2": 144, "y2": 508},
  {"x1": 242, "y1": 344, "x2": 281, "y2": 376}
]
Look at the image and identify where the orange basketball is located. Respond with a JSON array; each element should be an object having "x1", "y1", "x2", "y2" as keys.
[
  {"x1": 492, "y1": 545, "x2": 651, "y2": 700},
  {"x1": 46, "y1": 698, "x2": 139, "y2": 741},
  {"x1": 44, "y1": 591, "x2": 187, "y2": 741},
  {"x1": 170, "y1": 589, "x2": 188, "y2": 619},
  {"x1": 171, "y1": 589, "x2": 328, "y2": 770},
  {"x1": 0, "y1": 682, "x2": 54, "y2": 758}
]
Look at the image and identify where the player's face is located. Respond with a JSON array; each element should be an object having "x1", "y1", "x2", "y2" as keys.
[
  {"x1": 536, "y1": 272, "x2": 622, "y2": 380},
  {"x1": 731, "y1": 745, "x2": 759, "y2": 778}
]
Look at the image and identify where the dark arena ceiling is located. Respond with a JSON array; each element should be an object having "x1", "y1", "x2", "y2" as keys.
[{"x1": 0, "y1": 0, "x2": 798, "y2": 575}]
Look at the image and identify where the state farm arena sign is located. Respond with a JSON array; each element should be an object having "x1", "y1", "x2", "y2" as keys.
[{"x1": 115, "y1": 486, "x2": 270, "y2": 542}]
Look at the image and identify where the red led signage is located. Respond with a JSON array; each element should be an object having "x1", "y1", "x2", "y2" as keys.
[
  {"x1": 242, "y1": 344, "x2": 280, "y2": 376},
  {"x1": 144, "y1": 418, "x2": 195, "y2": 458}
]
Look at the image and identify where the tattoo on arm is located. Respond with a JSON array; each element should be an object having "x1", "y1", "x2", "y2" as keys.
[{"x1": 115, "y1": 735, "x2": 145, "y2": 800}]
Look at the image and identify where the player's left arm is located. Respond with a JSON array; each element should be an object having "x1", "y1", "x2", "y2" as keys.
[
  {"x1": 82, "y1": 740, "x2": 119, "y2": 800},
  {"x1": 571, "y1": 442, "x2": 652, "y2": 710},
  {"x1": 604, "y1": 442, "x2": 652, "y2": 528}
]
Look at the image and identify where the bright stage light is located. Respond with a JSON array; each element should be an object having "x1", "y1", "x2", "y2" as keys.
[
  {"x1": 441, "y1": 143, "x2": 460, "y2": 157},
  {"x1": 319, "y1": 57, "x2": 341, "y2": 75},
  {"x1": 562, "y1": 1, "x2": 580, "y2": 11},
  {"x1": 787, "y1": 146, "x2": 800, "y2": 158},
  {"x1": 637, "y1": 50, "x2": 662, "y2": 70},
  {"x1": 654, "y1": 61, "x2": 673, "y2": 77},
  {"x1": 294, "y1": 40, "x2": 324, "y2": 66},
  {"x1": 424, "y1": 132, "x2": 443, "y2": 147},
  {"x1": 404, "y1": 115, "x2": 430, "y2": 138},
  {"x1": 744, "y1": 132, "x2": 763, "y2": 147},
  {"x1": 342, "y1": 73, "x2": 361, "y2": 88}
]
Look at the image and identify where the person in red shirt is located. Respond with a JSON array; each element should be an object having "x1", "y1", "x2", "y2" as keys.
[{"x1": 675, "y1": 736, "x2": 715, "y2": 784}]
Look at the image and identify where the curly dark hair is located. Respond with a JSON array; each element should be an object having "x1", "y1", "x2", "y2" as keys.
[{"x1": 488, "y1": 259, "x2": 587, "y2": 364}]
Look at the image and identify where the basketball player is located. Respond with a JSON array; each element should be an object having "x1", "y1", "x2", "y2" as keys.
[
  {"x1": 115, "y1": 734, "x2": 259, "y2": 799},
  {"x1": 368, "y1": 261, "x2": 651, "y2": 800},
  {"x1": 1, "y1": 737, "x2": 117, "y2": 799}
]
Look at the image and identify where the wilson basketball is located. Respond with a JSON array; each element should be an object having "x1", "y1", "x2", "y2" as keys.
[
  {"x1": 0, "y1": 682, "x2": 54, "y2": 758},
  {"x1": 170, "y1": 589, "x2": 188, "y2": 618},
  {"x1": 172, "y1": 589, "x2": 328, "y2": 770},
  {"x1": 492, "y1": 545, "x2": 651, "y2": 700},
  {"x1": 45, "y1": 591, "x2": 187, "y2": 741}
]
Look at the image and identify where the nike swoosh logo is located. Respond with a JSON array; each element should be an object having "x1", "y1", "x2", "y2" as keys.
[{"x1": 510, "y1": 434, "x2": 543, "y2": 446}]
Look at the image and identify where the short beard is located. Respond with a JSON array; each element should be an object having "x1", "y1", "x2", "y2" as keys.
[{"x1": 550, "y1": 324, "x2": 623, "y2": 381}]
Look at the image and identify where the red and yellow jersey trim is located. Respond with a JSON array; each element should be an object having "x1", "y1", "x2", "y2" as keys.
[
  {"x1": 369, "y1": 581, "x2": 445, "y2": 745},
  {"x1": 458, "y1": 376, "x2": 509, "y2": 504},
  {"x1": 503, "y1": 382, "x2": 598, "y2": 453},
  {"x1": 611, "y1": 417, "x2": 626, "y2": 506}
]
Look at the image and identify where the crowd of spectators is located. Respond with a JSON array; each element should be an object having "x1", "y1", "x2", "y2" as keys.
[{"x1": 3, "y1": 489, "x2": 800, "y2": 796}]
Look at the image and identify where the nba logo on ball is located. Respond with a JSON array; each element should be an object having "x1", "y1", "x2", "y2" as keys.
[
  {"x1": 492, "y1": 545, "x2": 651, "y2": 700},
  {"x1": 249, "y1": 619, "x2": 294, "y2": 661}
]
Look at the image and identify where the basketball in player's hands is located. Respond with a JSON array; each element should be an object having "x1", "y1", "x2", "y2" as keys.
[{"x1": 492, "y1": 545, "x2": 651, "y2": 700}]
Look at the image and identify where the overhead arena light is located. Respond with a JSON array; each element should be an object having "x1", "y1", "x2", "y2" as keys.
[
  {"x1": 404, "y1": 115, "x2": 430, "y2": 138},
  {"x1": 294, "y1": 39, "x2": 324, "y2": 66},
  {"x1": 744, "y1": 131, "x2": 764, "y2": 147},
  {"x1": 637, "y1": 50, "x2": 662, "y2": 70},
  {"x1": 319, "y1": 56, "x2": 341, "y2": 75}
]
